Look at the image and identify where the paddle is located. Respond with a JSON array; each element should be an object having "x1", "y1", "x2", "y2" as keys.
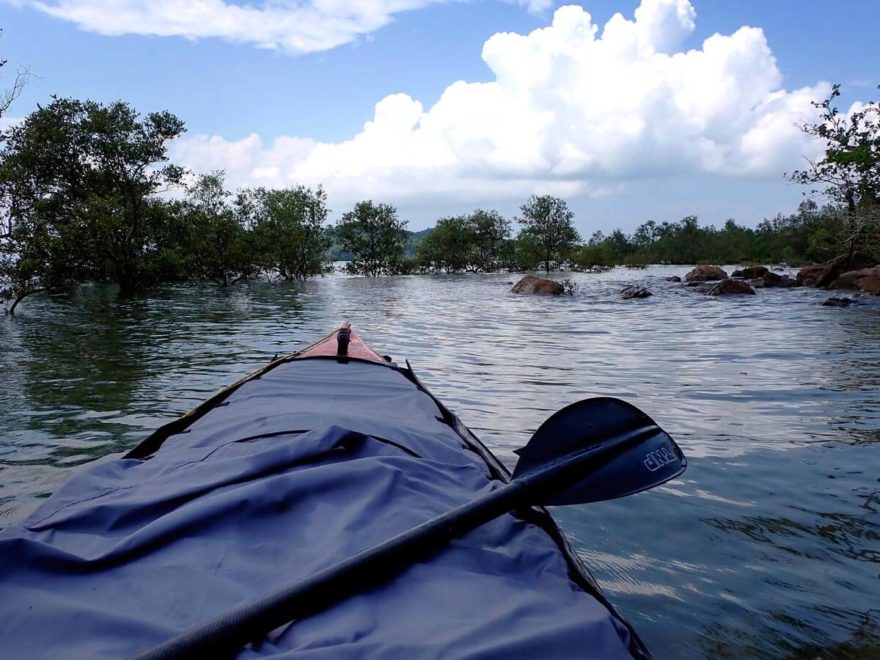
[{"x1": 133, "y1": 397, "x2": 686, "y2": 660}]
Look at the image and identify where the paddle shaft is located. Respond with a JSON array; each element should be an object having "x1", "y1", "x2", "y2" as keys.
[{"x1": 133, "y1": 424, "x2": 658, "y2": 660}]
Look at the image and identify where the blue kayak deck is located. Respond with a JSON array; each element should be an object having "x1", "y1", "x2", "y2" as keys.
[{"x1": 0, "y1": 357, "x2": 643, "y2": 658}]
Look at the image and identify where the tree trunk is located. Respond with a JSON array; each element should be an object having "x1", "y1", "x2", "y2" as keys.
[
  {"x1": 846, "y1": 190, "x2": 857, "y2": 263},
  {"x1": 8, "y1": 288, "x2": 46, "y2": 315}
]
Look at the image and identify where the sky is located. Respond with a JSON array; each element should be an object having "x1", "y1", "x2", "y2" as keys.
[{"x1": 2, "y1": 0, "x2": 879, "y2": 233}]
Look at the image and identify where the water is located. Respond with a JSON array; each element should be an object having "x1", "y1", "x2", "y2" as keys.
[{"x1": 1, "y1": 265, "x2": 878, "y2": 658}]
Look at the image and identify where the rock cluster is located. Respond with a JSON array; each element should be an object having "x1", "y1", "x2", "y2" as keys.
[
  {"x1": 511, "y1": 275, "x2": 564, "y2": 295},
  {"x1": 707, "y1": 279, "x2": 756, "y2": 296},
  {"x1": 797, "y1": 253, "x2": 877, "y2": 288},
  {"x1": 822, "y1": 297, "x2": 860, "y2": 307},
  {"x1": 829, "y1": 265, "x2": 880, "y2": 294},
  {"x1": 685, "y1": 265, "x2": 728, "y2": 282},
  {"x1": 757, "y1": 271, "x2": 800, "y2": 288},
  {"x1": 731, "y1": 266, "x2": 768, "y2": 279},
  {"x1": 620, "y1": 286, "x2": 652, "y2": 299}
]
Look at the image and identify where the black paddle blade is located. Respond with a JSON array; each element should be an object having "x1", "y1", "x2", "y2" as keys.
[{"x1": 512, "y1": 397, "x2": 686, "y2": 506}]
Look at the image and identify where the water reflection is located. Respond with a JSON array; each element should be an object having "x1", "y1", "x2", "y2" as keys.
[{"x1": 1, "y1": 266, "x2": 878, "y2": 657}]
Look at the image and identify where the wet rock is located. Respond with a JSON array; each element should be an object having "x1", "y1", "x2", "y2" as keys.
[
  {"x1": 797, "y1": 253, "x2": 877, "y2": 288},
  {"x1": 822, "y1": 297, "x2": 860, "y2": 307},
  {"x1": 620, "y1": 285, "x2": 652, "y2": 299},
  {"x1": 830, "y1": 265, "x2": 880, "y2": 294},
  {"x1": 731, "y1": 266, "x2": 768, "y2": 279},
  {"x1": 511, "y1": 275, "x2": 564, "y2": 295},
  {"x1": 706, "y1": 279, "x2": 756, "y2": 296},
  {"x1": 761, "y1": 271, "x2": 801, "y2": 288},
  {"x1": 685, "y1": 265, "x2": 728, "y2": 282},
  {"x1": 664, "y1": 276, "x2": 682, "y2": 282}
]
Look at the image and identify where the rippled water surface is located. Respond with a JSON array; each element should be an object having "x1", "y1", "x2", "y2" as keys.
[{"x1": 2, "y1": 266, "x2": 879, "y2": 658}]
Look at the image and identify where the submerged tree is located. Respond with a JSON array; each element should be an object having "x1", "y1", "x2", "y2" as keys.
[
  {"x1": 336, "y1": 201, "x2": 408, "y2": 276},
  {"x1": 468, "y1": 209, "x2": 511, "y2": 272},
  {"x1": 0, "y1": 97, "x2": 186, "y2": 302},
  {"x1": 181, "y1": 172, "x2": 256, "y2": 287},
  {"x1": 415, "y1": 209, "x2": 511, "y2": 273},
  {"x1": 517, "y1": 195, "x2": 581, "y2": 273},
  {"x1": 415, "y1": 215, "x2": 474, "y2": 272},
  {"x1": 789, "y1": 84, "x2": 880, "y2": 259},
  {"x1": 244, "y1": 185, "x2": 331, "y2": 280}
]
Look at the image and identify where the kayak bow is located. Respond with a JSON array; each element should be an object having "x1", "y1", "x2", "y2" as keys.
[{"x1": 0, "y1": 324, "x2": 674, "y2": 659}]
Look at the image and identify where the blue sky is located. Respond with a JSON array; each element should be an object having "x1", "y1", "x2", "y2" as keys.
[{"x1": 2, "y1": 0, "x2": 878, "y2": 232}]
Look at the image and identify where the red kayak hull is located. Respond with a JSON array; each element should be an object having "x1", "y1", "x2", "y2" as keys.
[{"x1": 296, "y1": 322, "x2": 385, "y2": 362}]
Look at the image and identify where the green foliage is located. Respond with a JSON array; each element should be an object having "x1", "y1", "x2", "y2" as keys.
[
  {"x1": 469, "y1": 209, "x2": 512, "y2": 272},
  {"x1": 517, "y1": 195, "x2": 581, "y2": 273},
  {"x1": 0, "y1": 98, "x2": 341, "y2": 311},
  {"x1": 0, "y1": 97, "x2": 186, "y2": 302},
  {"x1": 415, "y1": 215, "x2": 473, "y2": 272},
  {"x1": 415, "y1": 209, "x2": 511, "y2": 272},
  {"x1": 241, "y1": 185, "x2": 331, "y2": 280},
  {"x1": 571, "y1": 206, "x2": 859, "y2": 269},
  {"x1": 507, "y1": 234, "x2": 543, "y2": 271},
  {"x1": 790, "y1": 84, "x2": 880, "y2": 257},
  {"x1": 336, "y1": 201, "x2": 409, "y2": 276},
  {"x1": 180, "y1": 173, "x2": 256, "y2": 286}
]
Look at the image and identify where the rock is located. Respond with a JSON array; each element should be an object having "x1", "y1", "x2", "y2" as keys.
[
  {"x1": 761, "y1": 271, "x2": 801, "y2": 288},
  {"x1": 511, "y1": 275, "x2": 564, "y2": 295},
  {"x1": 706, "y1": 279, "x2": 756, "y2": 296},
  {"x1": 822, "y1": 297, "x2": 859, "y2": 307},
  {"x1": 664, "y1": 276, "x2": 682, "y2": 282},
  {"x1": 731, "y1": 266, "x2": 768, "y2": 279},
  {"x1": 830, "y1": 265, "x2": 880, "y2": 294},
  {"x1": 620, "y1": 286, "x2": 652, "y2": 299},
  {"x1": 685, "y1": 265, "x2": 728, "y2": 282},
  {"x1": 686, "y1": 283, "x2": 715, "y2": 294},
  {"x1": 797, "y1": 253, "x2": 878, "y2": 288}
]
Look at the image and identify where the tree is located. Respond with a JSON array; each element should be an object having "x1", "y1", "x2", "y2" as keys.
[
  {"x1": 0, "y1": 30, "x2": 30, "y2": 119},
  {"x1": 243, "y1": 185, "x2": 331, "y2": 280},
  {"x1": 415, "y1": 215, "x2": 473, "y2": 272},
  {"x1": 468, "y1": 209, "x2": 511, "y2": 272},
  {"x1": 181, "y1": 172, "x2": 257, "y2": 286},
  {"x1": 573, "y1": 231, "x2": 614, "y2": 269},
  {"x1": 1, "y1": 99, "x2": 90, "y2": 311},
  {"x1": 790, "y1": 84, "x2": 880, "y2": 259},
  {"x1": 0, "y1": 98, "x2": 186, "y2": 299},
  {"x1": 336, "y1": 201, "x2": 408, "y2": 276},
  {"x1": 516, "y1": 195, "x2": 580, "y2": 273},
  {"x1": 415, "y1": 209, "x2": 511, "y2": 273}
]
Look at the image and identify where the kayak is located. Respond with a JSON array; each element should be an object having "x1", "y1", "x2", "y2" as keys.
[{"x1": 0, "y1": 323, "x2": 653, "y2": 658}]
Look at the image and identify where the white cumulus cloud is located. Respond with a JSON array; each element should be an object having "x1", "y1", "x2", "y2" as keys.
[
  {"x1": 170, "y1": 0, "x2": 830, "y2": 212},
  {"x1": 19, "y1": 0, "x2": 551, "y2": 54},
  {"x1": 23, "y1": 0, "x2": 450, "y2": 53}
]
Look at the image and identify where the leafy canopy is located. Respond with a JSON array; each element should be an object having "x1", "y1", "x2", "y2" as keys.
[
  {"x1": 517, "y1": 195, "x2": 581, "y2": 273},
  {"x1": 336, "y1": 200, "x2": 408, "y2": 276}
]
